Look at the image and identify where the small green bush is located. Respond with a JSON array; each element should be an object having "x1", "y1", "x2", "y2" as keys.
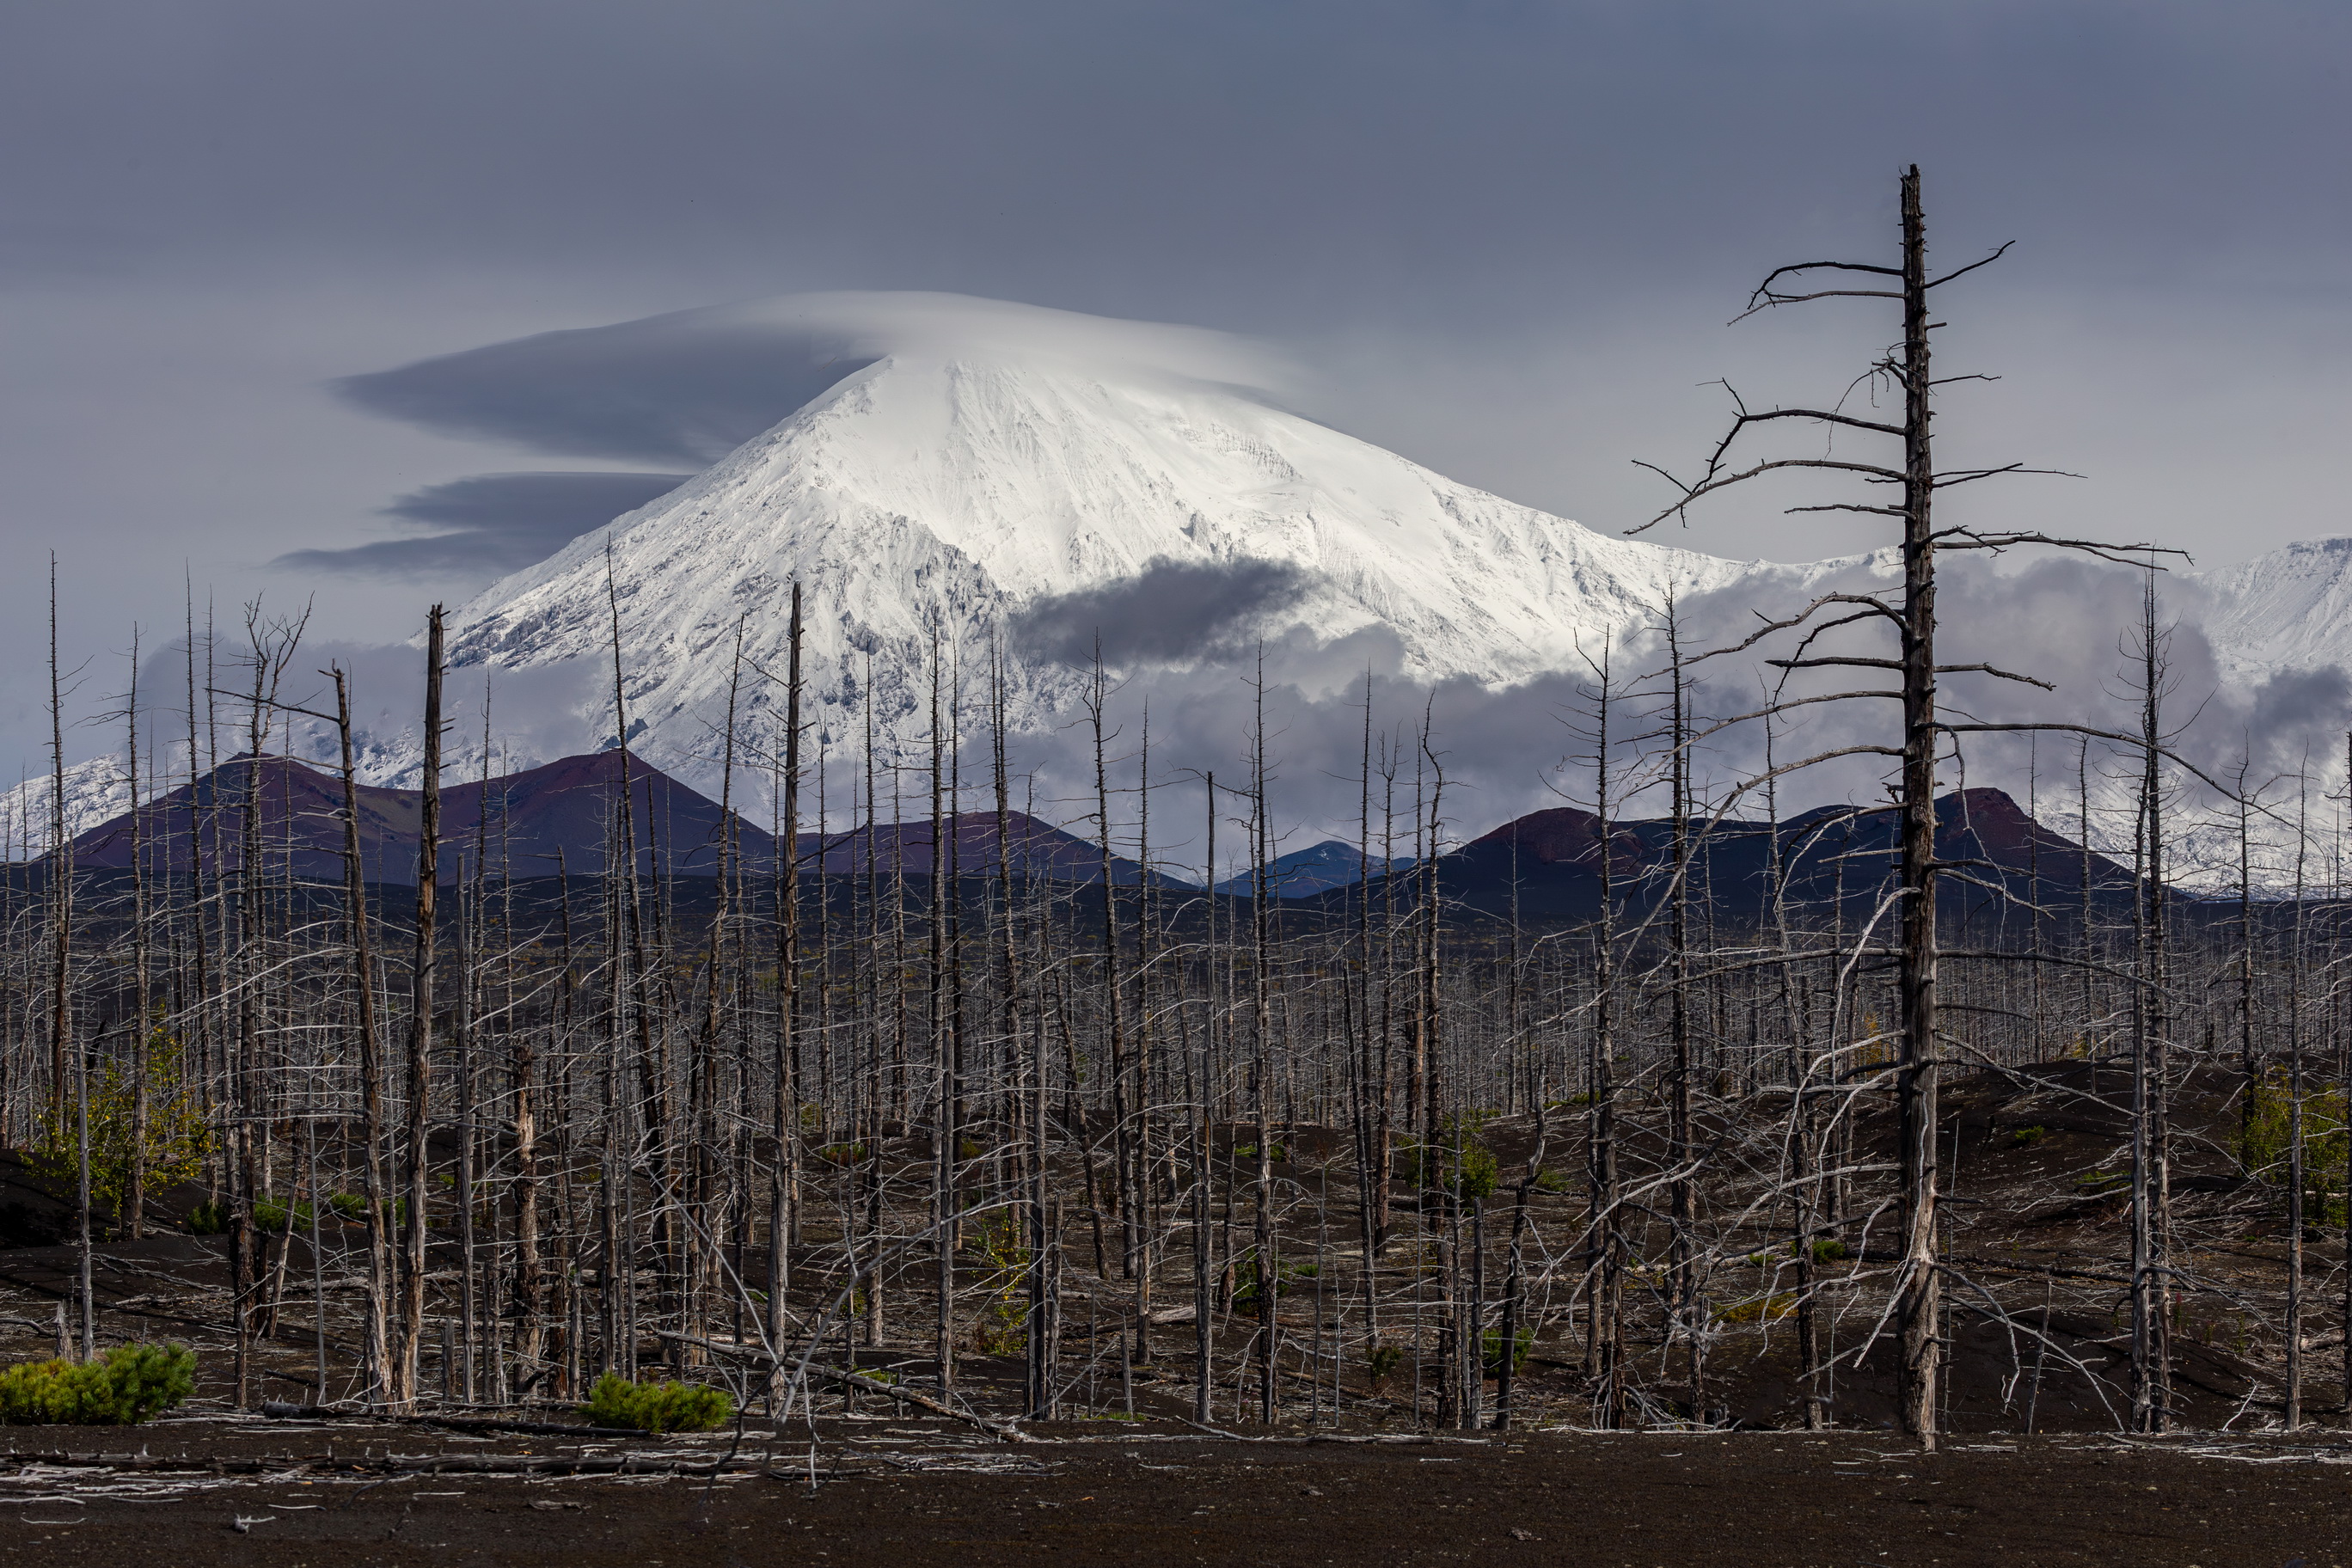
[
  {"x1": 1481, "y1": 1325, "x2": 1534, "y2": 1376},
  {"x1": 194, "y1": 1195, "x2": 392, "y2": 1234},
  {"x1": 1807, "y1": 1237, "x2": 1849, "y2": 1264},
  {"x1": 2011, "y1": 1125, "x2": 2047, "y2": 1147},
  {"x1": 1231, "y1": 1253, "x2": 1315, "y2": 1308},
  {"x1": 254, "y1": 1195, "x2": 315, "y2": 1234},
  {"x1": 2241, "y1": 1072, "x2": 2349, "y2": 1225},
  {"x1": 1402, "y1": 1115, "x2": 1499, "y2": 1199},
  {"x1": 1713, "y1": 1292, "x2": 1798, "y2": 1326},
  {"x1": 1366, "y1": 1344, "x2": 1405, "y2": 1387},
  {"x1": 579, "y1": 1372, "x2": 732, "y2": 1433},
  {"x1": 0, "y1": 1343, "x2": 195, "y2": 1425}
]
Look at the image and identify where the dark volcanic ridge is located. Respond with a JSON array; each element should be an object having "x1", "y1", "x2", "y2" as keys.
[{"x1": 44, "y1": 753, "x2": 2150, "y2": 928}]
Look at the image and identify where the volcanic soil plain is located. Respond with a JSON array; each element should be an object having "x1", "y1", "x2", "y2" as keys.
[{"x1": 3, "y1": 1412, "x2": 2350, "y2": 1566}]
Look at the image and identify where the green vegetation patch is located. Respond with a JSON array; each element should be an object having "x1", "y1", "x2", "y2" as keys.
[
  {"x1": 1403, "y1": 1113, "x2": 1500, "y2": 1200},
  {"x1": 2242, "y1": 1072, "x2": 2349, "y2": 1225},
  {"x1": 1481, "y1": 1325, "x2": 1534, "y2": 1376},
  {"x1": 0, "y1": 1343, "x2": 195, "y2": 1425},
  {"x1": 579, "y1": 1372, "x2": 732, "y2": 1433}
]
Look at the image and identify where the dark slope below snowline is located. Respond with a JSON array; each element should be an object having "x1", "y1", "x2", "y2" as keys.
[
  {"x1": 31, "y1": 761, "x2": 2236, "y2": 938},
  {"x1": 58, "y1": 750, "x2": 749, "y2": 884},
  {"x1": 52, "y1": 751, "x2": 1160, "y2": 886},
  {"x1": 1308, "y1": 786, "x2": 2153, "y2": 934}
]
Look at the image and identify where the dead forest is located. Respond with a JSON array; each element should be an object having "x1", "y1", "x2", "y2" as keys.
[{"x1": 5, "y1": 168, "x2": 2350, "y2": 1455}]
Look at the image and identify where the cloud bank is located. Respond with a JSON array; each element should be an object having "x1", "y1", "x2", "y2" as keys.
[{"x1": 276, "y1": 471, "x2": 690, "y2": 579}]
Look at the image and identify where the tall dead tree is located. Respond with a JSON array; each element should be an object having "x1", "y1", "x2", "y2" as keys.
[
  {"x1": 2128, "y1": 568, "x2": 2175, "y2": 1432},
  {"x1": 769, "y1": 583, "x2": 804, "y2": 1400},
  {"x1": 329, "y1": 665, "x2": 395, "y2": 1401},
  {"x1": 398, "y1": 604, "x2": 446, "y2": 1410},
  {"x1": 1628, "y1": 165, "x2": 2165, "y2": 1448}
]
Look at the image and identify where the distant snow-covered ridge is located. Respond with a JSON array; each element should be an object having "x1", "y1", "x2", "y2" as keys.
[{"x1": 0, "y1": 745, "x2": 181, "y2": 853}]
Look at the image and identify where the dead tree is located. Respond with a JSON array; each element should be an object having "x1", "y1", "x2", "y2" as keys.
[
  {"x1": 397, "y1": 604, "x2": 446, "y2": 1410},
  {"x1": 2127, "y1": 567, "x2": 2176, "y2": 1432},
  {"x1": 1630, "y1": 165, "x2": 2171, "y2": 1449}
]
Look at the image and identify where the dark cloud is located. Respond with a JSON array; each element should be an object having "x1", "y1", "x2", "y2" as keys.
[
  {"x1": 2244, "y1": 665, "x2": 2352, "y2": 756},
  {"x1": 333, "y1": 314, "x2": 877, "y2": 466},
  {"x1": 274, "y1": 471, "x2": 689, "y2": 579},
  {"x1": 1012, "y1": 557, "x2": 1313, "y2": 668}
]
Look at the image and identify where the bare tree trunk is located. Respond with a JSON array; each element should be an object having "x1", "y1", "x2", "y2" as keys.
[
  {"x1": 1891, "y1": 166, "x2": 1945, "y2": 1452},
  {"x1": 1251, "y1": 669, "x2": 1278, "y2": 1424},
  {"x1": 1583, "y1": 648, "x2": 1623, "y2": 1429},
  {"x1": 2129, "y1": 568, "x2": 2172, "y2": 1432},
  {"x1": 2288, "y1": 783, "x2": 2309, "y2": 1430},
  {"x1": 126, "y1": 632, "x2": 150, "y2": 1243},
  {"x1": 769, "y1": 585, "x2": 803, "y2": 1405},
  {"x1": 398, "y1": 604, "x2": 445, "y2": 1411},
  {"x1": 330, "y1": 668, "x2": 395, "y2": 1404},
  {"x1": 1663, "y1": 600, "x2": 1700, "y2": 1418}
]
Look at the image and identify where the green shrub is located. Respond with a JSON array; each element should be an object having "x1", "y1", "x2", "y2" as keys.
[
  {"x1": 1807, "y1": 1237, "x2": 1849, "y2": 1264},
  {"x1": 194, "y1": 1195, "x2": 394, "y2": 1234},
  {"x1": 579, "y1": 1373, "x2": 732, "y2": 1433},
  {"x1": 1481, "y1": 1325, "x2": 1533, "y2": 1376},
  {"x1": 1713, "y1": 1292, "x2": 1797, "y2": 1326},
  {"x1": 1366, "y1": 1344, "x2": 1405, "y2": 1388},
  {"x1": 254, "y1": 1195, "x2": 315, "y2": 1234},
  {"x1": 967, "y1": 1215, "x2": 1031, "y2": 1356},
  {"x1": 0, "y1": 1343, "x2": 194, "y2": 1425},
  {"x1": 1232, "y1": 1253, "x2": 1315, "y2": 1309},
  {"x1": 2241, "y1": 1072, "x2": 2349, "y2": 1224},
  {"x1": 26, "y1": 1027, "x2": 210, "y2": 1237},
  {"x1": 1402, "y1": 1115, "x2": 1499, "y2": 1199},
  {"x1": 2010, "y1": 1125, "x2": 2047, "y2": 1147}
]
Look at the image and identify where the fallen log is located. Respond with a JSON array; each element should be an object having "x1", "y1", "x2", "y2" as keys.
[
  {"x1": 0, "y1": 1449, "x2": 769, "y2": 1478},
  {"x1": 650, "y1": 1329, "x2": 1033, "y2": 1443}
]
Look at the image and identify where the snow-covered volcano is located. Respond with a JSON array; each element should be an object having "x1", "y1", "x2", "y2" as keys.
[
  {"x1": 14, "y1": 294, "x2": 2352, "y2": 854},
  {"x1": 418, "y1": 326, "x2": 1797, "y2": 792}
]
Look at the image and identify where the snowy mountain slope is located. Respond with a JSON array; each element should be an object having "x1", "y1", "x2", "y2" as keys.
[
  {"x1": 2186, "y1": 536, "x2": 2352, "y2": 683},
  {"x1": 0, "y1": 753, "x2": 141, "y2": 851},
  {"x1": 421, "y1": 342, "x2": 1803, "y2": 794}
]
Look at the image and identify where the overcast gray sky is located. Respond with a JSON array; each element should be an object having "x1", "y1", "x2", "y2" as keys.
[{"x1": 3, "y1": 1, "x2": 2347, "y2": 782}]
